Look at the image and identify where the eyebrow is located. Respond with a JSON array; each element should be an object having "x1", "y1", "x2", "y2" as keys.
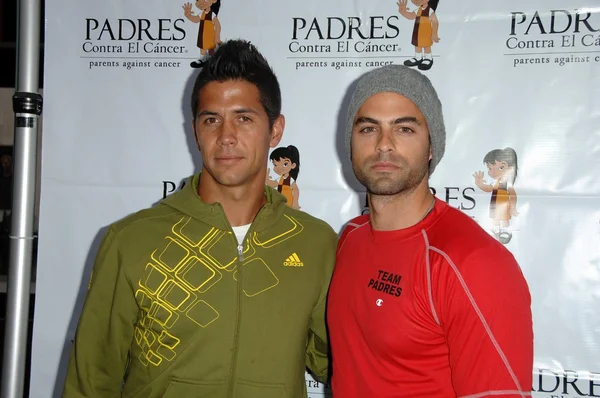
[
  {"x1": 196, "y1": 108, "x2": 260, "y2": 118},
  {"x1": 354, "y1": 116, "x2": 421, "y2": 126}
]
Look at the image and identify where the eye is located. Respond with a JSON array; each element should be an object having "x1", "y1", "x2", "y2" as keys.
[
  {"x1": 399, "y1": 126, "x2": 414, "y2": 134},
  {"x1": 499, "y1": 165, "x2": 505, "y2": 170},
  {"x1": 283, "y1": 161, "x2": 289, "y2": 167},
  {"x1": 359, "y1": 126, "x2": 376, "y2": 133},
  {"x1": 203, "y1": 117, "x2": 218, "y2": 124},
  {"x1": 238, "y1": 115, "x2": 252, "y2": 123}
]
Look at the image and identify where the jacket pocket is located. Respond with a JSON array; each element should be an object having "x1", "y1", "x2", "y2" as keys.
[
  {"x1": 236, "y1": 378, "x2": 288, "y2": 398},
  {"x1": 162, "y1": 378, "x2": 224, "y2": 397}
]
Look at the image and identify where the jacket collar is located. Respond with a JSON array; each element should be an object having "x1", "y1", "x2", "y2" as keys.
[{"x1": 161, "y1": 172, "x2": 288, "y2": 232}]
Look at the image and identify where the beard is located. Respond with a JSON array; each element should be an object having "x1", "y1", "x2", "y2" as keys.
[{"x1": 352, "y1": 152, "x2": 429, "y2": 196}]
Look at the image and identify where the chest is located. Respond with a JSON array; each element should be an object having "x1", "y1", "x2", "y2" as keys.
[
  {"x1": 131, "y1": 220, "x2": 323, "y2": 317},
  {"x1": 330, "y1": 236, "x2": 443, "y2": 356}
]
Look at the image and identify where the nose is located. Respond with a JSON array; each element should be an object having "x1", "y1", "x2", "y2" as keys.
[
  {"x1": 375, "y1": 129, "x2": 395, "y2": 153},
  {"x1": 216, "y1": 119, "x2": 238, "y2": 146}
]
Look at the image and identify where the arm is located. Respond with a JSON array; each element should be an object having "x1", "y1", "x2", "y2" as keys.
[
  {"x1": 397, "y1": 0, "x2": 417, "y2": 20},
  {"x1": 62, "y1": 227, "x2": 138, "y2": 397},
  {"x1": 182, "y1": 3, "x2": 202, "y2": 23},
  {"x1": 291, "y1": 182, "x2": 300, "y2": 210},
  {"x1": 433, "y1": 245, "x2": 533, "y2": 397},
  {"x1": 431, "y1": 12, "x2": 440, "y2": 42},
  {"x1": 265, "y1": 169, "x2": 278, "y2": 188},
  {"x1": 473, "y1": 171, "x2": 494, "y2": 192},
  {"x1": 508, "y1": 187, "x2": 518, "y2": 216},
  {"x1": 305, "y1": 228, "x2": 338, "y2": 383},
  {"x1": 213, "y1": 16, "x2": 222, "y2": 44}
]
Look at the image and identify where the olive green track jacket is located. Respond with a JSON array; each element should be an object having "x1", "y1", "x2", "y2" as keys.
[{"x1": 62, "y1": 173, "x2": 337, "y2": 398}]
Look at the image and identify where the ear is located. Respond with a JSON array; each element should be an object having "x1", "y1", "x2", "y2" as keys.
[
  {"x1": 428, "y1": 145, "x2": 433, "y2": 161},
  {"x1": 269, "y1": 114, "x2": 285, "y2": 148},
  {"x1": 291, "y1": 163, "x2": 297, "y2": 169}
]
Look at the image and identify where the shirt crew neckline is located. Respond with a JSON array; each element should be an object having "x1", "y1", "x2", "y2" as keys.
[{"x1": 369, "y1": 198, "x2": 446, "y2": 242}]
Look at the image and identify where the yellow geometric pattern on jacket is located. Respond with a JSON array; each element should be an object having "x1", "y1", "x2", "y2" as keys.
[{"x1": 134, "y1": 214, "x2": 303, "y2": 367}]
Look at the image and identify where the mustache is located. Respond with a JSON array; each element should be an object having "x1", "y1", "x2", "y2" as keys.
[{"x1": 364, "y1": 154, "x2": 407, "y2": 166}]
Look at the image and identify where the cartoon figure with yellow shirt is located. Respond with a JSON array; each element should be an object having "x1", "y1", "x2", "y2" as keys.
[
  {"x1": 183, "y1": 0, "x2": 222, "y2": 68},
  {"x1": 266, "y1": 145, "x2": 301, "y2": 210},
  {"x1": 473, "y1": 147, "x2": 519, "y2": 245},
  {"x1": 398, "y1": 0, "x2": 440, "y2": 71}
]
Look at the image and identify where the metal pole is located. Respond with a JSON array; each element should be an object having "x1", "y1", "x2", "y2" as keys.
[{"x1": 1, "y1": 0, "x2": 42, "y2": 396}]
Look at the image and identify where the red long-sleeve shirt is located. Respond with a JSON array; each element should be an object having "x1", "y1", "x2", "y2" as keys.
[{"x1": 327, "y1": 199, "x2": 533, "y2": 397}]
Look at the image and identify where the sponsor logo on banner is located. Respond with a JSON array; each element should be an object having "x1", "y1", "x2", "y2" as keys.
[
  {"x1": 82, "y1": 0, "x2": 225, "y2": 71},
  {"x1": 473, "y1": 147, "x2": 519, "y2": 245},
  {"x1": 533, "y1": 368, "x2": 600, "y2": 397},
  {"x1": 288, "y1": 1, "x2": 442, "y2": 71},
  {"x1": 506, "y1": 8, "x2": 600, "y2": 68}
]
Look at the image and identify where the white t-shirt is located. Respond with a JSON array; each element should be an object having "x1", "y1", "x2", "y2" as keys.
[{"x1": 231, "y1": 223, "x2": 251, "y2": 245}]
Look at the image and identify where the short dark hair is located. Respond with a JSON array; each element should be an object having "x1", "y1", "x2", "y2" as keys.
[{"x1": 190, "y1": 39, "x2": 282, "y2": 128}]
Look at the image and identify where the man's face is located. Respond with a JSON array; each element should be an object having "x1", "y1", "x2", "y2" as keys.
[
  {"x1": 193, "y1": 80, "x2": 283, "y2": 189},
  {"x1": 351, "y1": 92, "x2": 431, "y2": 196}
]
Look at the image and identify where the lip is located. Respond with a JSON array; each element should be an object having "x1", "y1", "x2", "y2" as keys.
[
  {"x1": 371, "y1": 162, "x2": 399, "y2": 171},
  {"x1": 215, "y1": 156, "x2": 243, "y2": 163}
]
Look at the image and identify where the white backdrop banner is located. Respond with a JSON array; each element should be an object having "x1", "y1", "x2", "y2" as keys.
[{"x1": 33, "y1": 0, "x2": 600, "y2": 396}]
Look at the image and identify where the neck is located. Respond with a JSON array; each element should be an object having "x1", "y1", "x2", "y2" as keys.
[
  {"x1": 368, "y1": 178, "x2": 435, "y2": 232},
  {"x1": 198, "y1": 170, "x2": 267, "y2": 227}
]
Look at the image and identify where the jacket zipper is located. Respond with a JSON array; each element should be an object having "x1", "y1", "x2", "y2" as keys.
[
  {"x1": 225, "y1": 206, "x2": 267, "y2": 398},
  {"x1": 226, "y1": 239, "x2": 244, "y2": 398},
  {"x1": 237, "y1": 244, "x2": 244, "y2": 262}
]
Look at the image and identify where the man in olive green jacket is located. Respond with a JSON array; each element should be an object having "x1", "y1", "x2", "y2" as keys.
[{"x1": 62, "y1": 39, "x2": 337, "y2": 398}]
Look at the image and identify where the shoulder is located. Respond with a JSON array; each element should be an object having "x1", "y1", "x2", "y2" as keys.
[
  {"x1": 425, "y1": 206, "x2": 497, "y2": 253},
  {"x1": 425, "y1": 208, "x2": 527, "y2": 293},
  {"x1": 282, "y1": 207, "x2": 338, "y2": 243},
  {"x1": 338, "y1": 215, "x2": 369, "y2": 248},
  {"x1": 109, "y1": 203, "x2": 181, "y2": 239}
]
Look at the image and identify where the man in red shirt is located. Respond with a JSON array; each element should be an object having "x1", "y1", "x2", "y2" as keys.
[{"x1": 327, "y1": 65, "x2": 533, "y2": 397}]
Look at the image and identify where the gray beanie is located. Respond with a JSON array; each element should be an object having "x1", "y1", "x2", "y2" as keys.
[{"x1": 345, "y1": 65, "x2": 446, "y2": 175}]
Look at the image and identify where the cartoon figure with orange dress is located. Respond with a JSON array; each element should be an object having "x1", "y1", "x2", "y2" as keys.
[
  {"x1": 266, "y1": 145, "x2": 301, "y2": 210},
  {"x1": 398, "y1": 0, "x2": 440, "y2": 71},
  {"x1": 183, "y1": 0, "x2": 222, "y2": 68},
  {"x1": 473, "y1": 147, "x2": 519, "y2": 244}
]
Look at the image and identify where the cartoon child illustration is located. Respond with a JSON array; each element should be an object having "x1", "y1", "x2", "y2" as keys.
[
  {"x1": 266, "y1": 145, "x2": 301, "y2": 210},
  {"x1": 397, "y1": 0, "x2": 440, "y2": 71},
  {"x1": 473, "y1": 147, "x2": 519, "y2": 244},
  {"x1": 183, "y1": 0, "x2": 222, "y2": 68}
]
